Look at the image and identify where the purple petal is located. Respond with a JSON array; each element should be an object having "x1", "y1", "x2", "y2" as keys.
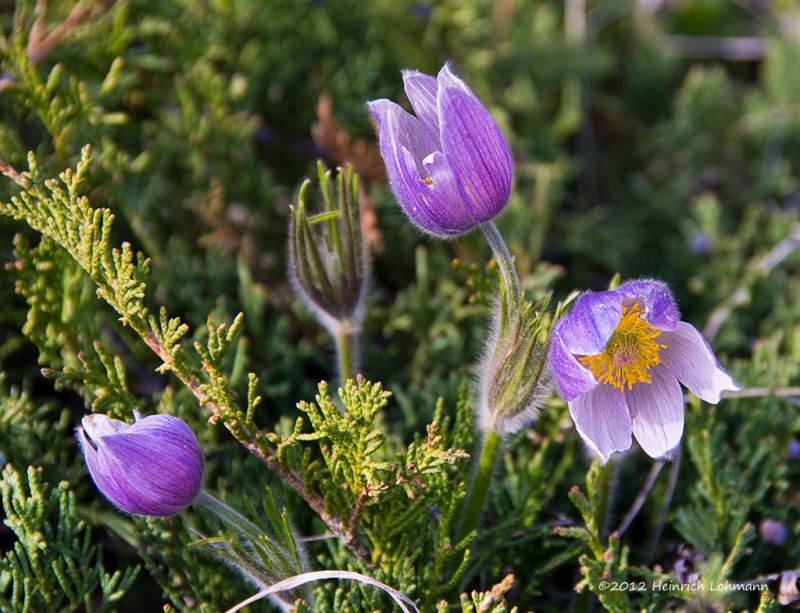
[
  {"x1": 103, "y1": 432, "x2": 203, "y2": 514},
  {"x1": 368, "y1": 98, "x2": 434, "y2": 165},
  {"x1": 558, "y1": 290, "x2": 623, "y2": 356},
  {"x1": 626, "y1": 365, "x2": 684, "y2": 458},
  {"x1": 549, "y1": 323, "x2": 599, "y2": 401},
  {"x1": 436, "y1": 65, "x2": 513, "y2": 221},
  {"x1": 419, "y1": 151, "x2": 478, "y2": 234},
  {"x1": 569, "y1": 384, "x2": 632, "y2": 463},
  {"x1": 660, "y1": 322, "x2": 740, "y2": 403},
  {"x1": 369, "y1": 99, "x2": 459, "y2": 237},
  {"x1": 617, "y1": 279, "x2": 680, "y2": 331},
  {"x1": 402, "y1": 70, "x2": 440, "y2": 143},
  {"x1": 79, "y1": 428, "x2": 155, "y2": 514}
]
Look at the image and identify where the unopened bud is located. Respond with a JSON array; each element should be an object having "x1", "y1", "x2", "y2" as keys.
[
  {"x1": 478, "y1": 297, "x2": 553, "y2": 434},
  {"x1": 288, "y1": 162, "x2": 367, "y2": 335},
  {"x1": 77, "y1": 413, "x2": 204, "y2": 516}
]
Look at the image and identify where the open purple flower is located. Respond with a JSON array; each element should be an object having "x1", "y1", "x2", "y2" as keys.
[
  {"x1": 368, "y1": 65, "x2": 513, "y2": 238},
  {"x1": 78, "y1": 413, "x2": 204, "y2": 516},
  {"x1": 549, "y1": 279, "x2": 739, "y2": 463}
]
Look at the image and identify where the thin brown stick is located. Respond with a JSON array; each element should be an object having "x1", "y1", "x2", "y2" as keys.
[
  {"x1": 646, "y1": 445, "x2": 681, "y2": 563},
  {"x1": 663, "y1": 35, "x2": 766, "y2": 61},
  {"x1": 721, "y1": 387, "x2": 800, "y2": 399},
  {"x1": 615, "y1": 461, "x2": 664, "y2": 537},
  {"x1": 27, "y1": 0, "x2": 114, "y2": 64}
]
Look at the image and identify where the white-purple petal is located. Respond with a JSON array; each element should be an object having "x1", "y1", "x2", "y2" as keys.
[
  {"x1": 660, "y1": 322, "x2": 740, "y2": 403},
  {"x1": 549, "y1": 322, "x2": 599, "y2": 401},
  {"x1": 617, "y1": 279, "x2": 680, "y2": 331},
  {"x1": 402, "y1": 70, "x2": 440, "y2": 143},
  {"x1": 436, "y1": 65, "x2": 513, "y2": 222},
  {"x1": 369, "y1": 99, "x2": 455, "y2": 237},
  {"x1": 78, "y1": 413, "x2": 204, "y2": 517},
  {"x1": 569, "y1": 384, "x2": 632, "y2": 464},
  {"x1": 626, "y1": 365, "x2": 684, "y2": 459},
  {"x1": 558, "y1": 290, "x2": 623, "y2": 356},
  {"x1": 420, "y1": 151, "x2": 476, "y2": 234}
]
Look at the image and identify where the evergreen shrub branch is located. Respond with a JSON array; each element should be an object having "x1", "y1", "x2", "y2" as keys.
[
  {"x1": 0, "y1": 147, "x2": 374, "y2": 561},
  {"x1": 0, "y1": 464, "x2": 139, "y2": 611}
]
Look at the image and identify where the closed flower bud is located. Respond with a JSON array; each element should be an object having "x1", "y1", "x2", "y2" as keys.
[
  {"x1": 478, "y1": 299, "x2": 552, "y2": 434},
  {"x1": 368, "y1": 64, "x2": 513, "y2": 238},
  {"x1": 77, "y1": 413, "x2": 204, "y2": 516},
  {"x1": 289, "y1": 162, "x2": 366, "y2": 333}
]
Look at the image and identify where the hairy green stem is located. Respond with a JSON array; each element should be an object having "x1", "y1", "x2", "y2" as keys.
[
  {"x1": 445, "y1": 429, "x2": 503, "y2": 600},
  {"x1": 195, "y1": 491, "x2": 261, "y2": 538},
  {"x1": 335, "y1": 326, "x2": 358, "y2": 388},
  {"x1": 479, "y1": 221, "x2": 521, "y2": 327},
  {"x1": 457, "y1": 429, "x2": 503, "y2": 544},
  {"x1": 444, "y1": 222, "x2": 519, "y2": 597}
]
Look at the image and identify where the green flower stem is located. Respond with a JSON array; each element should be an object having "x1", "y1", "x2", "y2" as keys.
[
  {"x1": 479, "y1": 221, "x2": 521, "y2": 326},
  {"x1": 457, "y1": 429, "x2": 503, "y2": 544},
  {"x1": 450, "y1": 222, "x2": 517, "y2": 546},
  {"x1": 593, "y1": 458, "x2": 616, "y2": 545},
  {"x1": 444, "y1": 221, "x2": 519, "y2": 599},
  {"x1": 335, "y1": 326, "x2": 358, "y2": 388},
  {"x1": 195, "y1": 491, "x2": 261, "y2": 540}
]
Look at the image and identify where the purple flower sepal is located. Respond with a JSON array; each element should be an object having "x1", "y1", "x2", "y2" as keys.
[
  {"x1": 549, "y1": 279, "x2": 740, "y2": 463},
  {"x1": 368, "y1": 64, "x2": 513, "y2": 238},
  {"x1": 78, "y1": 413, "x2": 204, "y2": 517}
]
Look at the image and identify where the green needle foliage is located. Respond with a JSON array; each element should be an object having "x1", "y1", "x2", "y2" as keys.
[{"x1": 0, "y1": 465, "x2": 139, "y2": 612}]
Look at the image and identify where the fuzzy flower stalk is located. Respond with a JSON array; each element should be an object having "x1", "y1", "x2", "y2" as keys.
[
  {"x1": 549, "y1": 279, "x2": 740, "y2": 463},
  {"x1": 77, "y1": 412, "x2": 204, "y2": 516},
  {"x1": 369, "y1": 64, "x2": 548, "y2": 564},
  {"x1": 288, "y1": 162, "x2": 368, "y2": 384}
]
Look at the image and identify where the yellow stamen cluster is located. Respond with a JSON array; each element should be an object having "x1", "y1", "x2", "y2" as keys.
[{"x1": 579, "y1": 304, "x2": 666, "y2": 390}]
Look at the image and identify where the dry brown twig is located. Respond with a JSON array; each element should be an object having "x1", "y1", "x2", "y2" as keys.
[{"x1": 27, "y1": 0, "x2": 115, "y2": 65}]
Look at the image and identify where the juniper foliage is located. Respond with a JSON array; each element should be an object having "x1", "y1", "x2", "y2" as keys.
[{"x1": 0, "y1": 464, "x2": 139, "y2": 612}]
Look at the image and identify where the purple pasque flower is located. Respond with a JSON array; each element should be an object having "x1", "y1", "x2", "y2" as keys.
[
  {"x1": 78, "y1": 413, "x2": 204, "y2": 516},
  {"x1": 368, "y1": 64, "x2": 513, "y2": 238},
  {"x1": 549, "y1": 279, "x2": 739, "y2": 463}
]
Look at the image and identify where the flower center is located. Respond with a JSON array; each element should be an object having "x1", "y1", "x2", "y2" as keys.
[{"x1": 578, "y1": 304, "x2": 666, "y2": 390}]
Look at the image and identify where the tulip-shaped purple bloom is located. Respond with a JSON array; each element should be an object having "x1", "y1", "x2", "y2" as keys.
[
  {"x1": 78, "y1": 413, "x2": 204, "y2": 516},
  {"x1": 549, "y1": 279, "x2": 740, "y2": 463},
  {"x1": 368, "y1": 65, "x2": 513, "y2": 238}
]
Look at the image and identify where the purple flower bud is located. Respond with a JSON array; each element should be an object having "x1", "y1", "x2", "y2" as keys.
[
  {"x1": 77, "y1": 413, "x2": 204, "y2": 516},
  {"x1": 760, "y1": 518, "x2": 789, "y2": 547},
  {"x1": 368, "y1": 65, "x2": 513, "y2": 238}
]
